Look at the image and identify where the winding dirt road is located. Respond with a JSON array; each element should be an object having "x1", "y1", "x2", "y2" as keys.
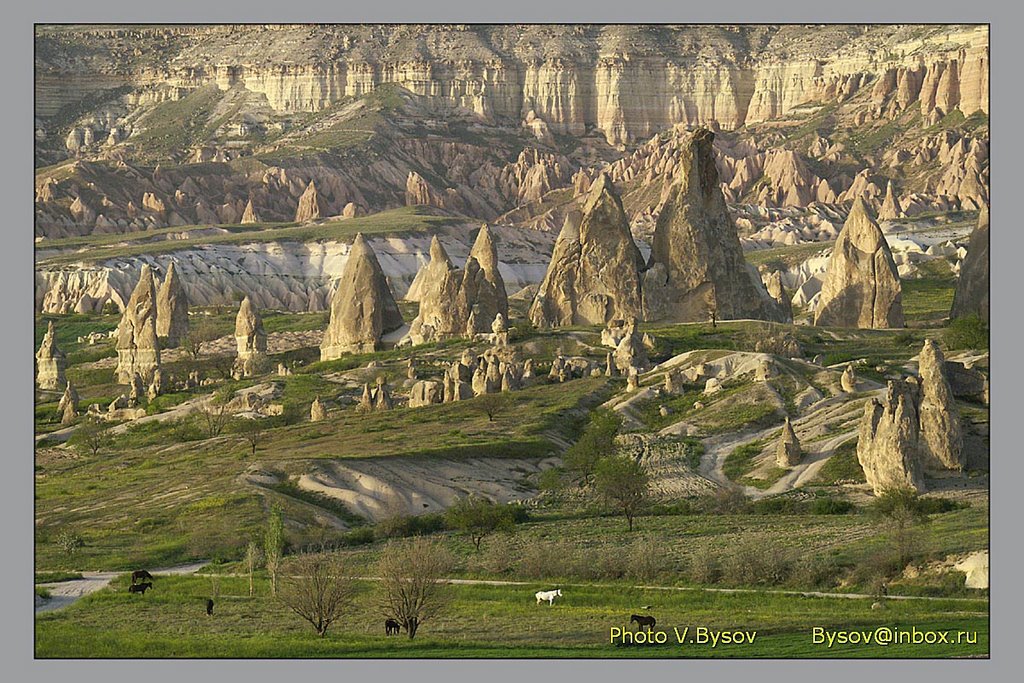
[{"x1": 35, "y1": 561, "x2": 209, "y2": 614}]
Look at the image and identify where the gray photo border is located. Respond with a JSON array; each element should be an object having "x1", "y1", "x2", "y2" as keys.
[{"x1": 3, "y1": 1, "x2": 1019, "y2": 681}]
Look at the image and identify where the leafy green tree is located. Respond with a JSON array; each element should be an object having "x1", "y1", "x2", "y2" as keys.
[
  {"x1": 445, "y1": 496, "x2": 516, "y2": 552},
  {"x1": 564, "y1": 410, "x2": 620, "y2": 486},
  {"x1": 244, "y1": 540, "x2": 262, "y2": 597},
  {"x1": 594, "y1": 455, "x2": 650, "y2": 531},
  {"x1": 71, "y1": 417, "x2": 111, "y2": 457}
]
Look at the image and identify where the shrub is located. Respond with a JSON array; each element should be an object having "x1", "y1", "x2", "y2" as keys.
[
  {"x1": 720, "y1": 541, "x2": 795, "y2": 587},
  {"x1": 55, "y1": 530, "x2": 85, "y2": 556},
  {"x1": 698, "y1": 488, "x2": 749, "y2": 515},
  {"x1": 945, "y1": 315, "x2": 989, "y2": 350},
  {"x1": 810, "y1": 498, "x2": 855, "y2": 515},
  {"x1": 688, "y1": 547, "x2": 722, "y2": 585}
]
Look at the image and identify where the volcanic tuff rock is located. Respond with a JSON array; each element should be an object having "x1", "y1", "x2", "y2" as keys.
[
  {"x1": 233, "y1": 296, "x2": 268, "y2": 378},
  {"x1": 320, "y1": 233, "x2": 403, "y2": 359},
  {"x1": 642, "y1": 129, "x2": 788, "y2": 323},
  {"x1": 407, "y1": 237, "x2": 464, "y2": 344},
  {"x1": 841, "y1": 364, "x2": 857, "y2": 393},
  {"x1": 408, "y1": 380, "x2": 443, "y2": 407},
  {"x1": 916, "y1": 340, "x2": 964, "y2": 472},
  {"x1": 857, "y1": 379, "x2": 926, "y2": 495},
  {"x1": 35, "y1": 321, "x2": 66, "y2": 390},
  {"x1": 950, "y1": 206, "x2": 989, "y2": 323},
  {"x1": 813, "y1": 198, "x2": 904, "y2": 329},
  {"x1": 529, "y1": 174, "x2": 645, "y2": 327},
  {"x1": 463, "y1": 225, "x2": 508, "y2": 333},
  {"x1": 156, "y1": 261, "x2": 189, "y2": 347},
  {"x1": 310, "y1": 396, "x2": 326, "y2": 422},
  {"x1": 878, "y1": 180, "x2": 903, "y2": 220},
  {"x1": 115, "y1": 265, "x2": 161, "y2": 384},
  {"x1": 294, "y1": 180, "x2": 324, "y2": 223},
  {"x1": 776, "y1": 417, "x2": 802, "y2": 467}
]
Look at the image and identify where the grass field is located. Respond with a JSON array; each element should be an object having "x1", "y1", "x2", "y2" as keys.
[{"x1": 34, "y1": 572, "x2": 988, "y2": 658}]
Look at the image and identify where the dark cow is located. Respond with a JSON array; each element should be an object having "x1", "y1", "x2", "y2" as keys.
[
  {"x1": 206, "y1": 598, "x2": 214, "y2": 616},
  {"x1": 128, "y1": 582, "x2": 153, "y2": 595},
  {"x1": 385, "y1": 619, "x2": 401, "y2": 636},
  {"x1": 131, "y1": 570, "x2": 153, "y2": 584},
  {"x1": 630, "y1": 614, "x2": 657, "y2": 632}
]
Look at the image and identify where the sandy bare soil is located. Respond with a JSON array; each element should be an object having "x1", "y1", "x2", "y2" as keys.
[{"x1": 35, "y1": 561, "x2": 209, "y2": 614}]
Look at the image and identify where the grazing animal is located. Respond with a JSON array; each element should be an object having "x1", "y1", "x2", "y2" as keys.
[
  {"x1": 131, "y1": 570, "x2": 153, "y2": 584},
  {"x1": 630, "y1": 614, "x2": 657, "y2": 631},
  {"x1": 385, "y1": 619, "x2": 401, "y2": 636},
  {"x1": 535, "y1": 588, "x2": 562, "y2": 606},
  {"x1": 206, "y1": 599, "x2": 214, "y2": 616},
  {"x1": 128, "y1": 582, "x2": 152, "y2": 595}
]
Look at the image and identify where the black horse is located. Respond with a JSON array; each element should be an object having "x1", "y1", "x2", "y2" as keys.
[
  {"x1": 131, "y1": 570, "x2": 153, "y2": 584},
  {"x1": 384, "y1": 619, "x2": 401, "y2": 636},
  {"x1": 206, "y1": 598, "x2": 214, "y2": 616},
  {"x1": 128, "y1": 582, "x2": 153, "y2": 595},
  {"x1": 630, "y1": 614, "x2": 656, "y2": 632}
]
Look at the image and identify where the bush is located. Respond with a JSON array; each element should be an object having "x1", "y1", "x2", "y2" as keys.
[
  {"x1": 687, "y1": 547, "x2": 722, "y2": 585},
  {"x1": 698, "y1": 488, "x2": 749, "y2": 515},
  {"x1": 518, "y1": 540, "x2": 578, "y2": 579},
  {"x1": 789, "y1": 553, "x2": 842, "y2": 589},
  {"x1": 945, "y1": 315, "x2": 989, "y2": 350},
  {"x1": 55, "y1": 530, "x2": 85, "y2": 556},
  {"x1": 810, "y1": 498, "x2": 855, "y2": 515},
  {"x1": 720, "y1": 540, "x2": 795, "y2": 587}
]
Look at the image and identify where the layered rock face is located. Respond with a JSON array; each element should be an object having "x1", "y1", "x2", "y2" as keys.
[
  {"x1": 156, "y1": 261, "x2": 189, "y2": 347},
  {"x1": 857, "y1": 379, "x2": 926, "y2": 495},
  {"x1": 233, "y1": 296, "x2": 268, "y2": 377},
  {"x1": 950, "y1": 206, "x2": 990, "y2": 323},
  {"x1": 643, "y1": 129, "x2": 787, "y2": 323},
  {"x1": 115, "y1": 265, "x2": 161, "y2": 384},
  {"x1": 320, "y1": 233, "x2": 404, "y2": 359},
  {"x1": 917, "y1": 340, "x2": 964, "y2": 472},
  {"x1": 35, "y1": 321, "x2": 66, "y2": 390},
  {"x1": 813, "y1": 198, "x2": 904, "y2": 329},
  {"x1": 529, "y1": 174, "x2": 645, "y2": 327}
]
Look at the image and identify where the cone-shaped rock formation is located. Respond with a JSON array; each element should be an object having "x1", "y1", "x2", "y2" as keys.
[
  {"x1": 115, "y1": 265, "x2": 161, "y2": 384},
  {"x1": 156, "y1": 261, "x2": 189, "y2": 348}
]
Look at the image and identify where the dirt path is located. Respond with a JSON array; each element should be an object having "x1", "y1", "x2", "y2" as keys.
[{"x1": 35, "y1": 561, "x2": 209, "y2": 614}]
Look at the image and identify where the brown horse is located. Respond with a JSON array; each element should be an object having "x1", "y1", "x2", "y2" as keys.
[
  {"x1": 131, "y1": 570, "x2": 153, "y2": 584},
  {"x1": 128, "y1": 582, "x2": 153, "y2": 595},
  {"x1": 630, "y1": 614, "x2": 656, "y2": 632}
]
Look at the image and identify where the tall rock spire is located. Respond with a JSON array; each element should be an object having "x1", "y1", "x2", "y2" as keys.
[
  {"x1": 115, "y1": 265, "x2": 161, "y2": 384},
  {"x1": 320, "y1": 234, "x2": 404, "y2": 359},
  {"x1": 156, "y1": 261, "x2": 189, "y2": 348}
]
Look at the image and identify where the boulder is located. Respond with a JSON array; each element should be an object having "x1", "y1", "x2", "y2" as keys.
[
  {"x1": 35, "y1": 321, "x2": 66, "y2": 390},
  {"x1": 950, "y1": 206, "x2": 989, "y2": 323},
  {"x1": 814, "y1": 198, "x2": 904, "y2": 328},
  {"x1": 233, "y1": 296, "x2": 268, "y2": 378},
  {"x1": 776, "y1": 417, "x2": 802, "y2": 466},
  {"x1": 115, "y1": 265, "x2": 161, "y2": 384},
  {"x1": 491, "y1": 312, "x2": 509, "y2": 348},
  {"x1": 156, "y1": 261, "x2": 189, "y2": 348},
  {"x1": 320, "y1": 234, "x2": 404, "y2": 359},
  {"x1": 408, "y1": 380, "x2": 443, "y2": 408},
  {"x1": 529, "y1": 174, "x2": 645, "y2": 327},
  {"x1": 613, "y1": 320, "x2": 650, "y2": 373}
]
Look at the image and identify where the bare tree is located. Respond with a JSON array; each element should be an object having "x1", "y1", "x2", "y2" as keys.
[
  {"x1": 377, "y1": 537, "x2": 455, "y2": 639},
  {"x1": 277, "y1": 553, "x2": 356, "y2": 638},
  {"x1": 240, "y1": 418, "x2": 265, "y2": 456},
  {"x1": 244, "y1": 540, "x2": 263, "y2": 598},
  {"x1": 71, "y1": 417, "x2": 111, "y2": 456},
  {"x1": 182, "y1": 319, "x2": 219, "y2": 362},
  {"x1": 264, "y1": 505, "x2": 284, "y2": 596},
  {"x1": 202, "y1": 391, "x2": 232, "y2": 438}
]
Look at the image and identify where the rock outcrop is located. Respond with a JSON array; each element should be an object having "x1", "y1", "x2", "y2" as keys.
[
  {"x1": 233, "y1": 296, "x2": 268, "y2": 377},
  {"x1": 320, "y1": 234, "x2": 404, "y2": 359},
  {"x1": 841, "y1": 364, "x2": 857, "y2": 393},
  {"x1": 814, "y1": 198, "x2": 904, "y2": 329},
  {"x1": 294, "y1": 180, "x2": 324, "y2": 223},
  {"x1": 917, "y1": 340, "x2": 964, "y2": 472},
  {"x1": 776, "y1": 417, "x2": 802, "y2": 466},
  {"x1": 643, "y1": 129, "x2": 788, "y2": 323},
  {"x1": 310, "y1": 396, "x2": 326, "y2": 422},
  {"x1": 529, "y1": 174, "x2": 645, "y2": 327},
  {"x1": 115, "y1": 265, "x2": 161, "y2": 384},
  {"x1": 409, "y1": 380, "x2": 443, "y2": 408},
  {"x1": 950, "y1": 206, "x2": 989, "y2": 323},
  {"x1": 857, "y1": 379, "x2": 926, "y2": 495},
  {"x1": 878, "y1": 180, "x2": 903, "y2": 220},
  {"x1": 156, "y1": 261, "x2": 189, "y2": 347},
  {"x1": 35, "y1": 321, "x2": 67, "y2": 390},
  {"x1": 407, "y1": 228, "x2": 509, "y2": 343}
]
